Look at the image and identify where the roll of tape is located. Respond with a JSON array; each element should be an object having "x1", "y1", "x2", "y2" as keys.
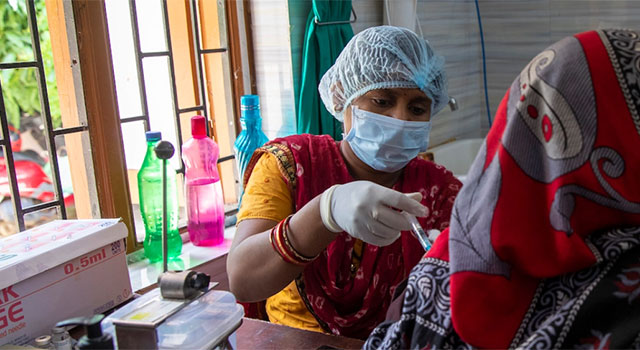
[{"x1": 158, "y1": 270, "x2": 210, "y2": 299}]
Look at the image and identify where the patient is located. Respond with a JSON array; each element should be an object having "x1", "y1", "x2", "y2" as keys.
[{"x1": 364, "y1": 29, "x2": 640, "y2": 349}]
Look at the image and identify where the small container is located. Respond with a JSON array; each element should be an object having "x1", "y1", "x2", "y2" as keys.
[
  {"x1": 51, "y1": 327, "x2": 72, "y2": 350},
  {"x1": 34, "y1": 335, "x2": 54, "y2": 349}
]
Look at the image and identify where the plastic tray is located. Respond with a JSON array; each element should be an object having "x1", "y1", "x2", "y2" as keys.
[{"x1": 103, "y1": 287, "x2": 244, "y2": 349}]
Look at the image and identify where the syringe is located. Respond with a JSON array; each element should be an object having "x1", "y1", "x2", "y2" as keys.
[{"x1": 402, "y1": 212, "x2": 433, "y2": 251}]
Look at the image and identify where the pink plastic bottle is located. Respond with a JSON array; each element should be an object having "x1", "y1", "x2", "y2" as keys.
[{"x1": 182, "y1": 115, "x2": 225, "y2": 246}]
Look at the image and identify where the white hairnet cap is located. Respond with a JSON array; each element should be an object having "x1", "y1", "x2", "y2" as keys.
[{"x1": 318, "y1": 25, "x2": 448, "y2": 121}]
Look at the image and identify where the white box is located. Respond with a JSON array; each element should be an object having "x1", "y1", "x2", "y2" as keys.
[{"x1": 0, "y1": 219, "x2": 133, "y2": 346}]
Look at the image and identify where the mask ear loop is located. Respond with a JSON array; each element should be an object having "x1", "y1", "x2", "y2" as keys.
[{"x1": 342, "y1": 105, "x2": 356, "y2": 140}]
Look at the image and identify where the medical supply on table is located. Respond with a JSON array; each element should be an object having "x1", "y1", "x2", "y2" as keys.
[
  {"x1": 0, "y1": 220, "x2": 131, "y2": 346},
  {"x1": 138, "y1": 131, "x2": 182, "y2": 262},
  {"x1": 55, "y1": 315, "x2": 113, "y2": 350},
  {"x1": 158, "y1": 270, "x2": 211, "y2": 299},
  {"x1": 50, "y1": 327, "x2": 72, "y2": 350},
  {"x1": 102, "y1": 271, "x2": 243, "y2": 350},
  {"x1": 34, "y1": 335, "x2": 54, "y2": 349},
  {"x1": 182, "y1": 116, "x2": 225, "y2": 246},
  {"x1": 234, "y1": 95, "x2": 269, "y2": 185},
  {"x1": 403, "y1": 211, "x2": 435, "y2": 251}
]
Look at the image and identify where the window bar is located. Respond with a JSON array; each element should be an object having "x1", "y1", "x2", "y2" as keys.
[
  {"x1": 0, "y1": 79, "x2": 26, "y2": 230},
  {"x1": 200, "y1": 48, "x2": 226, "y2": 54},
  {"x1": 139, "y1": 51, "x2": 170, "y2": 58},
  {"x1": 128, "y1": 0, "x2": 151, "y2": 131},
  {"x1": 0, "y1": 61, "x2": 38, "y2": 70},
  {"x1": 160, "y1": 0, "x2": 185, "y2": 174},
  {"x1": 22, "y1": 200, "x2": 59, "y2": 214},
  {"x1": 218, "y1": 154, "x2": 235, "y2": 164},
  {"x1": 53, "y1": 125, "x2": 88, "y2": 136},
  {"x1": 177, "y1": 105, "x2": 205, "y2": 114},
  {"x1": 189, "y1": 0, "x2": 211, "y2": 136},
  {"x1": 26, "y1": 0, "x2": 66, "y2": 219},
  {"x1": 120, "y1": 115, "x2": 147, "y2": 124}
]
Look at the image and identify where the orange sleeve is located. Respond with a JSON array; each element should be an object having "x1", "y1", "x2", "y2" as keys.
[{"x1": 236, "y1": 153, "x2": 294, "y2": 224}]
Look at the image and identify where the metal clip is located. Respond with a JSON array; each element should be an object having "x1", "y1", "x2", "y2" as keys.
[
  {"x1": 448, "y1": 97, "x2": 459, "y2": 111},
  {"x1": 314, "y1": 7, "x2": 357, "y2": 26}
]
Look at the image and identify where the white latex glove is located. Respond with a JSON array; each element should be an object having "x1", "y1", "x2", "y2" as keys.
[{"x1": 319, "y1": 181, "x2": 428, "y2": 246}]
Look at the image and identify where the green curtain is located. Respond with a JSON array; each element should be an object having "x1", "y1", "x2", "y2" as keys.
[{"x1": 296, "y1": 0, "x2": 353, "y2": 140}]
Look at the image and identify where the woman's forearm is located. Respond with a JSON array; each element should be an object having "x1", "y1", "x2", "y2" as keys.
[{"x1": 227, "y1": 195, "x2": 336, "y2": 302}]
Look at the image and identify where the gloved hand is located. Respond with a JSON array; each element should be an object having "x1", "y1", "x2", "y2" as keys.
[{"x1": 319, "y1": 181, "x2": 428, "y2": 246}]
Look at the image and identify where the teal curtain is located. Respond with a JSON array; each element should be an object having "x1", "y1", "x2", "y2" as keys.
[{"x1": 296, "y1": 0, "x2": 353, "y2": 140}]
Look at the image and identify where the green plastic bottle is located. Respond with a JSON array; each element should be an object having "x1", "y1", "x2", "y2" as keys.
[{"x1": 137, "y1": 131, "x2": 182, "y2": 262}]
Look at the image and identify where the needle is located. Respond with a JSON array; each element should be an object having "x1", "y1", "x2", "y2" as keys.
[{"x1": 402, "y1": 212, "x2": 433, "y2": 251}]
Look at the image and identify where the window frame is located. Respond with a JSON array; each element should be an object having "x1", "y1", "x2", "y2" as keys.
[
  {"x1": 0, "y1": 0, "x2": 82, "y2": 232},
  {"x1": 43, "y1": 0, "x2": 254, "y2": 253}
]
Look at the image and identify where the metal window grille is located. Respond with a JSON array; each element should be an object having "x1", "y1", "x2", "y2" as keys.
[
  {"x1": 121, "y1": 0, "x2": 234, "y2": 172},
  {"x1": 0, "y1": 0, "x2": 86, "y2": 232}
]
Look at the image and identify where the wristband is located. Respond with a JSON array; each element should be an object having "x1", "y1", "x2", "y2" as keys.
[{"x1": 320, "y1": 185, "x2": 342, "y2": 233}]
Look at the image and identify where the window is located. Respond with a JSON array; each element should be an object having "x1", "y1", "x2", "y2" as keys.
[
  {"x1": 105, "y1": 0, "x2": 240, "y2": 245},
  {"x1": 0, "y1": 0, "x2": 252, "y2": 253},
  {"x1": 0, "y1": 0, "x2": 80, "y2": 237}
]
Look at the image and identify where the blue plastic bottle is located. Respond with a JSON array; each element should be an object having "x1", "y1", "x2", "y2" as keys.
[
  {"x1": 234, "y1": 95, "x2": 269, "y2": 184},
  {"x1": 137, "y1": 131, "x2": 182, "y2": 262}
]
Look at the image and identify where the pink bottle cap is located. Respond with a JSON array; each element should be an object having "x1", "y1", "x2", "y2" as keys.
[{"x1": 191, "y1": 115, "x2": 207, "y2": 138}]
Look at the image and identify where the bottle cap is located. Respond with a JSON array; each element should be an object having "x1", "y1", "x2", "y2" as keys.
[
  {"x1": 241, "y1": 95, "x2": 260, "y2": 120},
  {"x1": 240, "y1": 95, "x2": 259, "y2": 110},
  {"x1": 56, "y1": 314, "x2": 114, "y2": 350},
  {"x1": 191, "y1": 115, "x2": 207, "y2": 138},
  {"x1": 34, "y1": 335, "x2": 52, "y2": 347},
  {"x1": 146, "y1": 131, "x2": 162, "y2": 142}
]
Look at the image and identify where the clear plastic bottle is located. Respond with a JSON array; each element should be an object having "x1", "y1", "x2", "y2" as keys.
[
  {"x1": 182, "y1": 116, "x2": 225, "y2": 246},
  {"x1": 234, "y1": 95, "x2": 269, "y2": 184},
  {"x1": 138, "y1": 131, "x2": 182, "y2": 261}
]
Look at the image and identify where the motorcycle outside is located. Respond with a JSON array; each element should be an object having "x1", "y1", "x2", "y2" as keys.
[{"x1": 0, "y1": 126, "x2": 75, "y2": 236}]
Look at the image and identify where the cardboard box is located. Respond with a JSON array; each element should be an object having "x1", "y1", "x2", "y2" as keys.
[{"x1": 0, "y1": 219, "x2": 133, "y2": 346}]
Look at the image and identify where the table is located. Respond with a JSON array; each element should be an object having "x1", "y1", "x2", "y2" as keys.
[{"x1": 236, "y1": 318, "x2": 364, "y2": 350}]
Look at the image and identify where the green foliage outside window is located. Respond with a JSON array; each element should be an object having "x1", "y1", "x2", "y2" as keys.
[{"x1": 0, "y1": 0, "x2": 60, "y2": 130}]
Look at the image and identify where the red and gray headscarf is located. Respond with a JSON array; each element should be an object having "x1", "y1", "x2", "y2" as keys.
[{"x1": 365, "y1": 29, "x2": 640, "y2": 349}]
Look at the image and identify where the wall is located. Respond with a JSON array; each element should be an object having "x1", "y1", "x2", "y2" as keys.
[
  {"x1": 284, "y1": 0, "x2": 483, "y2": 147},
  {"x1": 414, "y1": 1, "x2": 484, "y2": 146},
  {"x1": 480, "y1": 0, "x2": 640, "y2": 133},
  {"x1": 255, "y1": 0, "x2": 640, "y2": 146},
  {"x1": 351, "y1": 1, "x2": 484, "y2": 147},
  {"x1": 249, "y1": 0, "x2": 297, "y2": 140}
]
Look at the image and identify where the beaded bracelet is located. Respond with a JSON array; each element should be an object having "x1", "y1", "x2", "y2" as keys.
[{"x1": 269, "y1": 215, "x2": 318, "y2": 266}]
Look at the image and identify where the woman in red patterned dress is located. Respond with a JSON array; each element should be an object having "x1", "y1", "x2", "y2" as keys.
[{"x1": 227, "y1": 26, "x2": 461, "y2": 339}]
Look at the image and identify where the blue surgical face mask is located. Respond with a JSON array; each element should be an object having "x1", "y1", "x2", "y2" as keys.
[{"x1": 345, "y1": 107, "x2": 431, "y2": 173}]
